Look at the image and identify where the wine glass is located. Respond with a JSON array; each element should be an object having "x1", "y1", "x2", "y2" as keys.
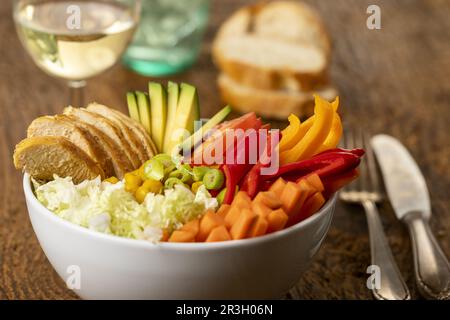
[{"x1": 13, "y1": 0, "x2": 141, "y2": 107}]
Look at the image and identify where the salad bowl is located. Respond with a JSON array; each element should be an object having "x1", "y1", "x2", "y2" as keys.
[{"x1": 24, "y1": 173, "x2": 336, "y2": 300}]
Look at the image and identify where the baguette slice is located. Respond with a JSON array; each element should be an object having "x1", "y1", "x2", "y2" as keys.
[
  {"x1": 213, "y1": 1, "x2": 331, "y2": 91},
  {"x1": 218, "y1": 74, "x2": 337, "y2": 119},
  {"x1": 13, "y1": 136, "x2": 104, "y2": 183},
  {"x1": 27, "y1": 115, "x2": 114, "y2": 177}
]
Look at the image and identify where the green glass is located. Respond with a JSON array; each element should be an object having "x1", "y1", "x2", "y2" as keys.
[{"x1": 123, "y1": 0, "x2": 210, "y2": 76}]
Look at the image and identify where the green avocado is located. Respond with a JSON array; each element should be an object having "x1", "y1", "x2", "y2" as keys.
[
  {"x1": 149, "y1": 82, "x2": 167, "y2": 153},
  {"x1": 135, "y1": 91, "x2": 151, "y2": 135},
  {"x1": 126, "y1": 92, "x2": 140, "y2": 123},
  {"x1": 163, "y1": 81, "x2": 179, "y2": 153},
  {"x1": 179, "y1": 105, "x2": 232, "y2": 154}
]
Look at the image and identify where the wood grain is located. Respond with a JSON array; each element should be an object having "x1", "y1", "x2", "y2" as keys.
[{"x1": 0, "y1": 0, "x2": 449, "y2": 299}]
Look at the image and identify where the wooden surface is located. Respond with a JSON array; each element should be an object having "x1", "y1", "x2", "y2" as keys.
[{"x1": 1, "y1": 0, "x2": 449, "y2": 300}]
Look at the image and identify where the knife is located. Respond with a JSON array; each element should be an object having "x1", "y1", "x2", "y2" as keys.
[{"x1": 371, "y1": 134, "x2": 450, "y2": 299}]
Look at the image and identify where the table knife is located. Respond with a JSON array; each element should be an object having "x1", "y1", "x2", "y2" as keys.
[{"x1": 371, "y1": 134, "x2": 450, "y2": 299}]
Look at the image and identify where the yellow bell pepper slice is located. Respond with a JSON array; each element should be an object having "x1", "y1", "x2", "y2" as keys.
[
  {"x1": 316, "y1": 112, "x2": 343, "y2": 153},
  {"x1": 279, "y1": 114, "x2": 301, "y2": 152},
  {"x1": 280, "y1": 95, "x2": 334, "y2": 164}
]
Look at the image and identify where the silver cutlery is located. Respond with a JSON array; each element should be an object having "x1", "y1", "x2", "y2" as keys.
[
  {"x1": 372, "y1": 134, "x2": 450, "y2": 300},
  {"x1": 340, "y1": 128, "x2": 410, "y2": 300}
]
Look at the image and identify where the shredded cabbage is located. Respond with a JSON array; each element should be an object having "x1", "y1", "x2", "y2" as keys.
[{"x1": 34, "y1": 175, "x2": 217, "y2": 242}]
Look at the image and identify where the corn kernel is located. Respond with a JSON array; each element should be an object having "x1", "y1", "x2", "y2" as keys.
[
  {"x1": 142, "y1": 179, "x2": 163, "y2": 194},
  {"x1": 135, "y1": 186, "x2": 150, "y2": 203},
  {"x1": 104, "y1": 176, "x2": 119, "y2": 184}
]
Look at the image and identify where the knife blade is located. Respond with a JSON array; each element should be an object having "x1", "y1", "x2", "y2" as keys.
[
  {"x1": 371, "y1": 134, "x2": 450, "y2": 299},
  {"x1": 371, "y1": 134, "x2": 430, "y2": 220}
]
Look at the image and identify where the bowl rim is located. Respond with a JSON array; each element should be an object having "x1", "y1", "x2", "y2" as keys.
[{"x1": 24, "y1": 173, "x2": 336, "y2": 250}]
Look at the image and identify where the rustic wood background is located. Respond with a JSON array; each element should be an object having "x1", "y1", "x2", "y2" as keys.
[{"x1": 0, "y1": 0, "x2": 449, "y2": 299}]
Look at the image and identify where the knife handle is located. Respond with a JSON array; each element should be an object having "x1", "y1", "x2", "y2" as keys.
[
  {"x1": 362, "y1": 200, "x2": 411, "y2": 300},
  {"x1": 404, "y1": 211, "x2": 450, "y2": 300}
]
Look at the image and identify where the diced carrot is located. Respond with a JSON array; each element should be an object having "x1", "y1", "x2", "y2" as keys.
[
  {"x1": 268, "y1": 178, "x2": 287, "y2": 197},
  {"x1": 224, "y1": 192, "x2": 251, "y2": 228},
  {"x1": 267, "y1": 208, "x2": 289, "y2": 233},
  {"x1": 251, "y1": 201, "x2": 271, "y2": 217},
  {"x1": 216, "y1": 204, "x2": 231, "y2": 219},
  {"x1": 248, "y1": 215, "x2": 268, "y2": 238},
  {"x1": 230, "y1": 209, "x2": 257, "y2": 240},
  {"x1": 206, "y1": 226, "x2": 232, "y2": 242},
  {"x1": 253, "y1": 191, "x2": 282, "y2": 209},
  {"x1": 231, "y1": 191, "x2": 252, "y2": 209},
  {"x1": 197, "y1": 210, "x2": 225, "y2": 242},
  {"x1": 168, "y1": 230, "x2": 196, "y2": 242},
  {"x1": 180, "y1": 219, "x2": 200, "y2": 236},
  {"x1": 280, "y1": 182, "x2": 311, "y2": 216},
  {"x1": 288, "y1": 192, "x2": 326, "y2": 227},
  {"x1": 160, "y1": 229, "x2": 170, "y2": 242},
  {"x1": 304, "y1": 173, "x2": 324, "y2": 192}
]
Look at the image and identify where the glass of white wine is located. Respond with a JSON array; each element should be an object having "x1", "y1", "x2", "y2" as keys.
[{"x1": 13, "y1": 0, "x2": 141, "y2": 106}]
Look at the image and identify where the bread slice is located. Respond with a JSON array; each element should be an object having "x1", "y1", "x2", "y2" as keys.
[
  {"x1": 218, "y1": 74, "x2": 337, "y2": 119},
  {"x1": 213, "y1": 1, "x2": 330, "y2": 91},
  {"x1": 27, "y1": 115, "x2": 114, "y2": 177},
  {"x1": 92, "y1": 104, "x2": 158, "y2": 157},
  {"x1": 86, "y1": 103, "x2": 156, "y2": 161},
  {"x1": 64, "y1": 107, "x2": 139, "y2": 169},
  {"x1": 64, "y1": 114, "x2": 133, "y2": 179},
  {"x1": 86, "y1": 103, "x2": 148, "y2": 164},
  {"x1": 13, "y1": 136, "x2": 104, "y2": 184}
]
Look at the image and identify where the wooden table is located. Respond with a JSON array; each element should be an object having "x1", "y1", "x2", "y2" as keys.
[{"x1": 1, "y1": 0, "x2": 449, "y2": 300}]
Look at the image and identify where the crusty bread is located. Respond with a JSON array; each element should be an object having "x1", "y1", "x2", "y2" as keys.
[
  {"x1": 213, "y1": 1, "x2": 331, "y2": 92},
  {"x1": 86, "y1": 103, "x2": 156, "y2": 160},
  {"x1": 27, "y1": 115, "x2": 114, "y2": 177},
  {"x1": 218, "y1": 73, "x2": 337, "y2": 119},
  {"x1": 86, "y1": 103, "x2": 148, "y2": 164},
  {"x1": 64, "y1": 114, "x2": 133, "y2": 179},
  {"x1": 13, "y1": 136, "x2": 104, "y2": 183},
  {"x1": 64, "y1": 107, "x2": 140, "y2": 169}
]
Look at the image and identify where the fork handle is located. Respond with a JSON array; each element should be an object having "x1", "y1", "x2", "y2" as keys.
[
  {"x1": 362, "y1": 200, "x2": 411, "y2": 300},
  {"x1": 404, "y1": 211, "x2": 450, "y2": 300}
]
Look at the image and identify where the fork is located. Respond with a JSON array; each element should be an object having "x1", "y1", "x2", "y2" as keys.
[{"x1": 340, "y1": 127, "x2": 411, "y2": 300}]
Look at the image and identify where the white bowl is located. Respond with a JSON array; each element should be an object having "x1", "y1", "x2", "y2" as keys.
[{"x1": 23, "y1": 174, "x2": 336, "y2": 299}]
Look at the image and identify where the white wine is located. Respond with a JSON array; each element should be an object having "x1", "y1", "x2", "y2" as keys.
[{"x1": 14, "y1": 1, "x2": 137, "y2": 80}]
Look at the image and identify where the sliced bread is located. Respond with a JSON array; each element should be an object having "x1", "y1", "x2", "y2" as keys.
[
  {"x1": 213, "y1": 1, "x2": 331, "y2": 91},
  {"x1": 13, "y1": 136, "x2": 105, "y2": 183},
  {"x1": 218, "y1": 73, "x2": 337, "y2": 119}
]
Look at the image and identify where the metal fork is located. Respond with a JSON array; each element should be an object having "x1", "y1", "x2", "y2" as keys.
[{"x1": 340, "y1": 127, "x2": 410, "y2": 300}]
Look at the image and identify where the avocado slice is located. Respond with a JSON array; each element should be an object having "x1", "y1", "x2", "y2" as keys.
[
  {"x1": 163, "y1": 81, "x2": 179, "y2": 153},
  {"x1": 136, "y1": 91, "x2": 151, "y2": 135},
  {"x1": 126, "y1": 92, "x2": 140, "y2": 122},
  {"x1": 167, "y1": 83, "x2": 198, "y2": 155},
  {"x1": 179, "y1": 105, "x2": 232, "y2": 154},
  {"x1": 149, "y1": 82, "x2": 167, "y2": 153}
]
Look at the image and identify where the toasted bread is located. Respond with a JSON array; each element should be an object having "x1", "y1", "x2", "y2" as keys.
[
  {"x1": 13, "y1": 136, "x2": 104, "y2": 183},
  {"x1": 218, "y1": 73, "x2": 337, "y2": 119}
]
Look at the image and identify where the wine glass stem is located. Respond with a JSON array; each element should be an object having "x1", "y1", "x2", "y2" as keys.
[{"x1": 68, "y1": 80, "x2": 86, "y2": 107}]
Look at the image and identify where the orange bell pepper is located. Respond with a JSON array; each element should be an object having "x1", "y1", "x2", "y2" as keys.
[{"x1": 280, "y1": 95, "x2": 334, "y2": 164}]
